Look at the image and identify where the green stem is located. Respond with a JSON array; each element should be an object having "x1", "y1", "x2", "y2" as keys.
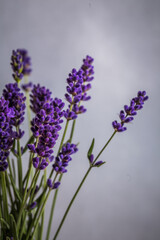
[
  {"x1": 45, "y1": 174, "x2": 62, "y2": 240},
  {"x1": 1, "y1": 172, "x2": 9, "y2": 223},
  {"x1": 5, "y1": 172, "x2": 14, "y2": 207},
  {"x1": 69, "y1": 119, "x2": 76, "y2": 143},
  {"x1": 7, "y1": 157, "x2": 22, "y2": 203},
  {"x1": 29, "y1": 173, "x2": 58, "y2": 240},
  {"x1": 53, "y1": 130, "x2": 117, "y2": 240},
  {"x1": 19, "y1": 171, "x2": 40, "y2": 239},
  {"x1": 40, "y1": 212, "x2": 45, "y2": 240},
  {"x1": 53, "y1": 167, "x2": 92, "y2": 240},
  {"x1": 57, "y1": 120, "x2": 69, "y2": 154},
  {"x1": 39, "y1": 169, "x2": 47, "y2": 240},
  {"x1": 16, "y1": 170, "x2": 39, "y2": 233},
  {"x1": 46, "y1": 119, "x2": 78, "y2": 240},
  {"x1": 45, "y1": 119, "x2": 73, "y2": 240},
  {"x1": 16, "y1": 126, "x2": 23, "y2": 195},
  {"x1": 93, "y1": 130, "x2": 116, "y2": 164}
]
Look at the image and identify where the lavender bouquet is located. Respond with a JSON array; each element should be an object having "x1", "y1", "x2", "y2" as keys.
[{"x1": 0, "y1": 49, "x2": 148, "y2": 240}]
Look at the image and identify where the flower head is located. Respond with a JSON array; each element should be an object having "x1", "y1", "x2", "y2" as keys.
[
  {"x1": 3, "y1": 83, "x2": 26, "y2": 131},
  {"x1": 30, "y1": 84, "x2": 52, "y2": 114},
  {"x1": 11, "y1": 49, "x2": 24, "y2": 82},
  {"x1": 52, "y1": 142, "x2": 78, "y2": 173},
  {"x1": 17, "y1": 49, "x2": 32, "y2": 76},
  {"x1": 28, "y1": 85, "x2": 65, "y2": 170},
  {"x1": 0, "y1": 97, "x2": 15, "y2": 171},
  {"x1": 64, "y1": 55, "x2": 94, "y2": 120},
  {"x1": 112, "y1": 91, "x2": 149, "y2": 132}
]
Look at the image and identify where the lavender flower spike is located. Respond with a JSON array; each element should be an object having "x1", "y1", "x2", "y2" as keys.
[
  {"x1": 64, "y1": 55, "x2": 94, "y2": 120},
  {"x1": 30, "y1": 84, "x2": 53, "y2": 114},
  {"x1": 28, "y1": 84, "x2": 65, "y2": 170},
  {"x1": 11, "y1": 49, "x2": 24, "y2": 82},
  {"x1": 112, "y1": 91, "x2": 149, "y2": 132},
  {"x1": 17, "y1": 49, "x2": 32, "y2": 76},
  {"x1": 3, "y1": 83, "x2": 26, "y2": 138},
  {"x1": 0, "y1": 97, "x2": 15, "y2": 171},
  {"x1": 52, "y1": 142, "x2": 78, "y2": 173}
]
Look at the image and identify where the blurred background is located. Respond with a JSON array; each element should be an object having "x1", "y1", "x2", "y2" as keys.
[{"x1": 0, "y1": 0, "x2": 160, "y2": 239}]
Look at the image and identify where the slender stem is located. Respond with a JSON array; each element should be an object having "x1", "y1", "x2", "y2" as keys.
[
  {"x1": 16, "y1": 170, "x2": 39, "y2": 232},
  {"x1": 29, "y1": 173, "x2": 58, "y2": 240},
  {"x1": 40, "y1": 169, "x2": 47, "y2": 240},
  {"x1": 93, "y1": 130, "x2": 116, "y2": 164},
  {"x1": 7, "y1": 157, "x2": 22, "y2": 204},
  {"x1": 69, "y1": 119, "x2": 76, "y2": 143},
  {"x1": 53, "y1": 130, "x2": 117, "y2": 240},
  {"x1": 0, "y1": 194, "x2": 3, "y2": 239},
  {"x1": 5, "y1": 172, "x2": 14, "y2": 206},
  {"x1": 45, "y1": 119, "x2": 75, "y2": 240},
  {"x1": 25, "y1": 186, "x2": 47, "y2": 240},
  {"x1": 57, "y1": 120, "x2": 69, "y2": 154},
  {"x1": 16, "y1": 127, "x2": 23, "y2": 195},
  {"x1": 19, "y1": 171, "x2": 40, "y2": 239},
  {"x1": 1, "y1": 172, "x2": 9, "y2": 223},
  {"x1": 53, "y1": 167, "x2": 92, "y2": 240},
  {"x1": 40, "y1": 212, "x2": 45, "y2": 240},
  {"x1": 46, "y1": 173, "x2": 63, "y2": 240},
  {"x1": 23, "y1": 153, "x2": 33, "y2": 201},
  {"x1": 46, "y1": 119, "x2": 78, "y2": 240}
]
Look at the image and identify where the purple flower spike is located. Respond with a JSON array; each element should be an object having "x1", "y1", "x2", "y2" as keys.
[
  {"x1": 11, "y1": 49, "x2": 24, "y2": 82},
  {"x1": 30, "y1": 84, "x2": 52, "y2": 114},
  {"x1": 64, "y1": 55, "x2": 94, "y2": 120},
  {"x1": 17, "y1": 49, "x2": 32, "y2": 76},
  {"x1": 0, "y1": 97, "x2": 15, "y2": 171},
  {"x1": 52, "y1": 142, "x2": 78, "y2": 174},
  {"x1": 29, "y1": 84, "x2": 65, "y2": 170},
  {"x1": 112, "y1": 91, "x2": 149, "y2": 132},
  {"x1": 3, "y1": 83, "x2": 26, "y2": 128}
]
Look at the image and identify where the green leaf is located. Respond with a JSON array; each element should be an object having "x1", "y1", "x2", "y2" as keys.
[
  {"x1": 87, "y1": 138, "x2": 95, "y2": 159},
  {"x1": 0, "y1": 217, "x2": 10, "y2": 229},
  {"x1": 12, "y1": 159, "x2": 16, "y2": 181},
  {"x1": 9, "y1": 214, "x2": 18, "y2": 240},
  {"x1": 8, "y1": 173, "x2": 22, "y2": 202}
]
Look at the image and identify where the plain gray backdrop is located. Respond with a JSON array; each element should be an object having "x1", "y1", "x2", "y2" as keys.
[{"x1": 0, "y1": 0, "x2": 160, "y2": 240}]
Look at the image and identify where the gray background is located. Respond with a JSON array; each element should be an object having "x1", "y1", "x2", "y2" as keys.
[{"x1": 0, "y1": 0, "x2": 160, "y2": 240}]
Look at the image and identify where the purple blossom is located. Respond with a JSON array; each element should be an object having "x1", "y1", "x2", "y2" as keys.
[
  {"x1": 112, "y1": 91, "x2": 149, "y2": 132},
  {"x1": 10, "y1": 49, "x2": 24, "y2": 82},
  {"x1": 47, "y1": 179, "x2": 61, "y2": 189},
  {"x1": 89, "y1": 154, "x2": 94, "y2": 164},
  {"x1": 0, "y1": 97, "x2": 15, "y2": 171},
  {"x1": 29, "y1": 201, "x2": 37, "y2": 210},
  {"x1": 21, "y1": 82, "x2": 33, "y2": 92},
  {"x1": 28, "y1": 85, "x2": 65, "y2": 170},
  {"x1": 3, "y1": 83, "x2": 26, "y2": 138},
  {"x1": 64, "y1": 56, "x2": 94, "y2": 120},
  {"x1": 17, "y1": 49, "x2": 32, "y2": 76},
  {"x1": 52, "y1": 142, "x2": 78, "y2": 173},
  {"x1": 30, "y1": 84, "x2": 52, "y2": 114}
]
